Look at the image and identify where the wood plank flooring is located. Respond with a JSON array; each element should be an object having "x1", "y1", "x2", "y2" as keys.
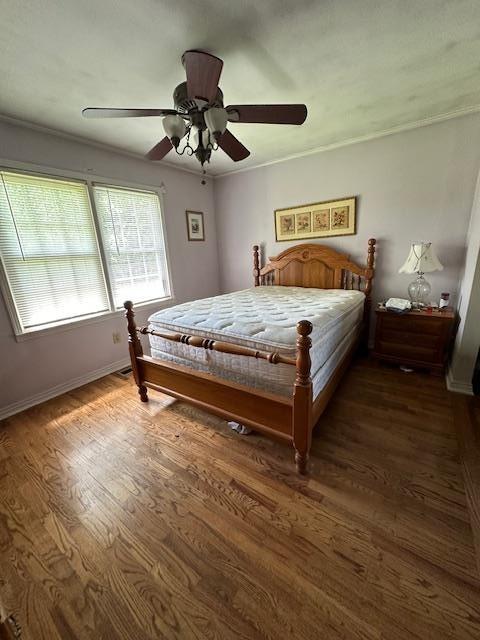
[
  {"x1": 453, "y1": 393, "x2": 480, "y2": 577},
  {"x1": 0, "y1": 358, "x2": 479, "y2": 639}
]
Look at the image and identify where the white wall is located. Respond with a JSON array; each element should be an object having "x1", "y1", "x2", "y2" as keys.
[
  {"x1": 448, "y1": 170, "x2": 480, "y2": 393},
  {"x1": 214, "y1": 114, "x2": 480, "y2": 312},
  {"x1": 0, "y1": 119, "x2": 220, "y2": 414}
]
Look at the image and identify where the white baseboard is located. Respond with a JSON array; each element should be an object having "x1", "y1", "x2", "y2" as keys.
[
  {"x1": 446, "y1": 368, "x2": 474, "y2": 395},
  {"x1": 0, "y1": 358, "x2": 130, "y2": 421}
]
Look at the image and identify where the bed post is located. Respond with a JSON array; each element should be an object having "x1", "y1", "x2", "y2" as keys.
[
  {"x1": 253, "y1": 245, "x2": 260, "y2": 286},
  {"x1": 124, "y1": 301, "x2": 148, "y2": 402},
  {"x1": 293, "y1": 320, "x2": 313, "y2": 474},
  {"x1": 362, "y1": 238, "x2": 376, "y2": 351}
]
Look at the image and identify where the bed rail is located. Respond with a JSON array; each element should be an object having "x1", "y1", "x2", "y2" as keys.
[{"x1": 136, "y1": 325, "x2": 298, "y2": 366}]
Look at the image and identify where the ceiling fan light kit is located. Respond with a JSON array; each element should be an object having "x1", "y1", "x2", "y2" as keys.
[
  {"x1": 162, "y1": 114, "x2": 186, "y2": 148},
  {"x1": 203, "y1": 107, "x2": 228, "y2": 140},
  {"x1": 82, "y1": 50, "x2": 308, "y2": 179}
]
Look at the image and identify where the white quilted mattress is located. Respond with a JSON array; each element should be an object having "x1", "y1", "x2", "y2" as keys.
[{"x1": 148, "y1": 286, "x2": 364, "y2": 398}]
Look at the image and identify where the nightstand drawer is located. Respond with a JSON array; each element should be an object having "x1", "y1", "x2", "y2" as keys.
[
  {"x1": 380, "y1": 313, "x2": 444, "y2": 335},
  {"x1": 377, "y1": 340, "x2": 440, "y2": 363},
  {"x1": 379, "y1": 328, "x2": 442, "y2": 349}
]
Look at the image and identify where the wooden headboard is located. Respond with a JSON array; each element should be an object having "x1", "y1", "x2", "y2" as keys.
[{"x1": 252, "y1": 239, "x2": 376, "y2": 298}]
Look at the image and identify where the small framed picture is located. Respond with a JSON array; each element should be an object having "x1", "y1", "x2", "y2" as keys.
[{"x1": 186, "y1": 210, "x2": 205, "y2": 241}]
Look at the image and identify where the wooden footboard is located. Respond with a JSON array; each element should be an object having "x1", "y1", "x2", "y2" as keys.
[
  {"x1": 125, "y1": 301, "x2": 313, "y2": 472},
  {"x1": 124, "y1": 237, "x2": 376, "y2": 474}
]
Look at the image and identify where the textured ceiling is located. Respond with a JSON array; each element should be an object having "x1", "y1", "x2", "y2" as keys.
[{"x1": 1, "y1": 0, "x2": 480, "y2": 176}]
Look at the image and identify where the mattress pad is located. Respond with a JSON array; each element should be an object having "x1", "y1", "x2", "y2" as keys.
[{"x1": 148, "y1": 287, "x2": 364, "y2": 396}]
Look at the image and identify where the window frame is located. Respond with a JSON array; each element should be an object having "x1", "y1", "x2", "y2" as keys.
[
  {"x1": 91, "y1": 182, "x2": 172, "y2": 310},
  {"x1": 0, "y1": 161, "x2": 175, "y2": 342}
]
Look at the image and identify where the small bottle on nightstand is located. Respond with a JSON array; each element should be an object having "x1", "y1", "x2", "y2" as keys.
[{"x1": 439, "y1": 292, "x2": 450, "y2": 310}]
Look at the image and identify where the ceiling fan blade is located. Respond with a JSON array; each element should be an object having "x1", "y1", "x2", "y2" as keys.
[
  {"x1": 226, "y1": 104, "x2": 307, "y2": 125},
  {"x1": 217, "y1": 130, "x2": 250, "y2": 162},
  {"x1": 82, "y1": 108, "x2": 178, "y2": 118},
  {"x1": 146, "y1": 137, "x2": 173, "y2": 161},
  {"x1": 182, "y1": 50, "x2": 223, "y2": 103}
]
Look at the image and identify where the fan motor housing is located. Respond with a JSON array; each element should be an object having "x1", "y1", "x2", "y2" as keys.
[{"x1": 173, "y1": 82, "x2": 224, "y2": 114}]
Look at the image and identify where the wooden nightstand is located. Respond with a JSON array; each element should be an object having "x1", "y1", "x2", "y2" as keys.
[{"x1": 372, "y1": 307, "x2": 456, "y2": 375}]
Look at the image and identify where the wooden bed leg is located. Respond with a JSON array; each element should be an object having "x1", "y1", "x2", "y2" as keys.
[
  {"x1": 293, "y1": 320, "x2": 313, "y2": 474},
  {"x1": 124, "y1": 301, "x2": 148, "y2": 403},
  {"x1": 138, "y1": 385, "x2": 148, "y2": 402}
]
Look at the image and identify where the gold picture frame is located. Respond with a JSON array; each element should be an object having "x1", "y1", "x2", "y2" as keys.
[{"x1": 275, "y1": 196, "x2": 356, "y2": 241}]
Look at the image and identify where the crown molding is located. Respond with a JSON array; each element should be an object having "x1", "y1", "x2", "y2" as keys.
[
  {"x1": 0, "y1": 113, "x2": 204, "y2": 177},
  {"x1": 213, "y1": 103, "x2": 480, "y2": 179},
  {"x1": 3, "y1": 102, "x2": 480, "y2": 181}
]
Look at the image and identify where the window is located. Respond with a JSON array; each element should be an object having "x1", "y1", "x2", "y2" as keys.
[
  {"x1": 0, "y1": 170, "x2": 171, "y2": 335},
  {"x1": 93, "y1": 185, "x2": 171, "y2": 308},
  {"x1": 0, "y1": 171, "x2": 110, "y2": 330}
]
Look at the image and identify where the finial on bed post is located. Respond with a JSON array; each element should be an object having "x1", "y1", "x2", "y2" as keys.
[
  {"x1": 362, "y1": 238, "x2": 376, "y2": 352},
  {"x1": 253, "y1": 245, "x2": 260, "y2": 286},
  {"x1": 124, "y1": 301, "x2": 148, "y2": 402},
  {"x1": 293, "y1": 320, "x2": 313, "y2": 475}
]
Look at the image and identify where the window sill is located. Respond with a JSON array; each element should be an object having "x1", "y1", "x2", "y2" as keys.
[{"x1": 13, "y1": 296, "x2": 175, "y2": 343}]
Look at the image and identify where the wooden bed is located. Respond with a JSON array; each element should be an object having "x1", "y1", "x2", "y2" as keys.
[{"x1": 124, "y1": 239, "x2": 376, "y2": 474}]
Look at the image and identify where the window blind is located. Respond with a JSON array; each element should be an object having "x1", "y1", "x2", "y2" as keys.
[
  {"x1": 0, "y1": 171, "x2": 110, "y2": 330},
  {"x1": 93, "y1": 185, "x2": 170, "y2": 308}
]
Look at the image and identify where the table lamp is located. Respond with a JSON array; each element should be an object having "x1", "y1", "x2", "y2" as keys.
[{"x1": 399, "y1": 242, "x2": 443, "y2": 306}]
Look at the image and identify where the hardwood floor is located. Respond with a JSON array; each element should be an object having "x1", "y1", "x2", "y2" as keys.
[
  {"x1": 453, "y1": 393, "x2": 480, "y2": 578},
  {"x1": 0, "y1": 358, "x2": 479, "y2": 639}
]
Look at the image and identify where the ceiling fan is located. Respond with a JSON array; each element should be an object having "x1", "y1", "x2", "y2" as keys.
[{"x1": 82, "y1": 50, "x2": 307, "y2": 174}]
